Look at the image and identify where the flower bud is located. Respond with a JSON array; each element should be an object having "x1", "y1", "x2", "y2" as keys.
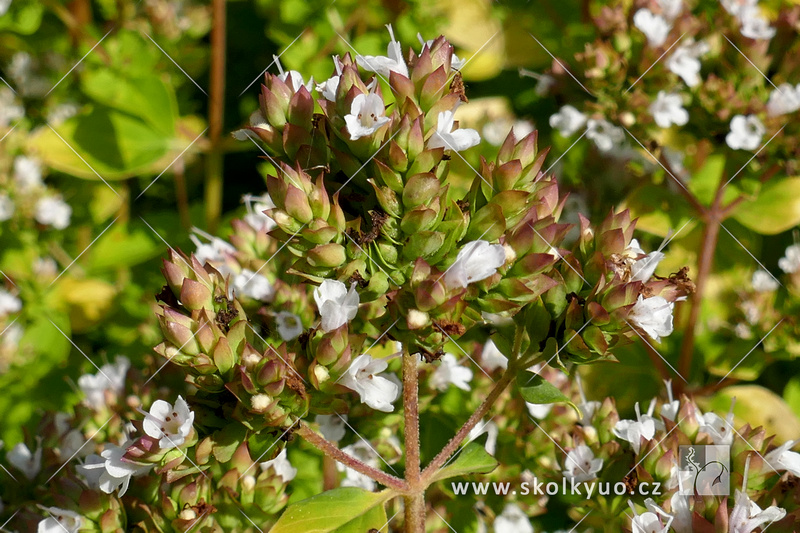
[
  {"x1": 307, "y1": 243, "x2": 347, "y2": 268},
  {"x1": 407, "y1": 309, "x2": 430, "y2": 329},
  {"x1": 180, "y1": 279, "x2": 213, "y2": 311}
]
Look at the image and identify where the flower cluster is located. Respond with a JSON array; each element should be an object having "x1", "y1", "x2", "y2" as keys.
[
  {"x1": 3, "y1": 28, "x2": 696, "y2": 533},
  {"x1": 461, "y1": 367, "x2": 800, "y2": 532}
]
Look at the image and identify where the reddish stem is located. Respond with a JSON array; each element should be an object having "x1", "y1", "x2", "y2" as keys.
[
  {"x1": 421, "y1": 369, "x2": 515, "y2": 481},
  {"x1": 677, "y1": 183, "x2": 726, "y2": 387},
  {"x1": 296, "y1": 423, "x2": 407, "y2": 492}
]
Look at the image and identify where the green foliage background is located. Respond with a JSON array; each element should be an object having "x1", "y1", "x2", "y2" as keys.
[{"x1": 2, "y1": 0, "x2": 800, "y2": 514}]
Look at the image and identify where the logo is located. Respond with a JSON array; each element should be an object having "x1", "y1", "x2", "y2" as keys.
[{"x1": 677, "y1": 445, "x2": 730, "y2": 496}]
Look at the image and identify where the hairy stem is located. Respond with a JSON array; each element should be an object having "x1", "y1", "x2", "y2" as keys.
[
  {"x1": 404, "y1": 492, "x2": 426, "y2": 532},
  {"x1": 403, "y1": 351, "x2": 421, "y2": 484},
  {"x1": 322, "y1": 455, "x2": 338, "y2": 491},
  {"x1": 402, "y1": 349, "x2": 424, "y2": 532},
  {"x1": 205, "y1": 0, "x2": 227, "y2": 233},
  {"x1": 296, "y1": 423, "x2": 407, "y2": 491},
  {"x1": 421, "y1": 368, "x2": 515, "y2": 481}
]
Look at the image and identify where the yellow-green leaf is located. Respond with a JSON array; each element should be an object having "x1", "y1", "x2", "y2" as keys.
[
  {"x1": 430, "y1": 441, "x2": 498, "y2": 483},
  {"x1": 733, "y1": 177, "x2": 800, "y2": 235},
  {"x1": 269, "y1": 488, "x2": 394, "y2": 533}
]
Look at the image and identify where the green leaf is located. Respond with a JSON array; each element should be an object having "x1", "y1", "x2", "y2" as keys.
[
  {"x1": 785, "y1": 377, "x2": 800, "y2": 420},
  {"x1": 0, "y1": 310, "x2": 72, "y2": 443},
  {"x1": 86, "y1": 224, "x2": 162, "y2": 271},
  {"x1": 82, "y1": 70, "x2": 177, "y2": 136},
  {"x1": 269, "y1": 488, "x2": 394, "y2": 533},
  {"x1": 517, "y1": 369, "x2": 579, "y2": 415},
  {"x1": 733, "y1": 177, "x2": 800, "y2": 235},
  {"x1": 430, "y1": 441, "x2": 498, "y2": 483},
  {"x1": 212, "y1": 424, "x2": 248, "y2": 463},
  {"x1": 688, "y1": 154, "x2": 725, "y2": 206},
  {"x1": 623, "y1": 184, "x2": 696, "y2": 238},
  {"x1": 29, "y1": 105, "x2": 171, "y2": 180},
  {"x1": 331, "y1": 504, "x2": 388, "y2": 533},
  {"x1": 0, "y1": 2, "x2": 44, "y2": 34}
]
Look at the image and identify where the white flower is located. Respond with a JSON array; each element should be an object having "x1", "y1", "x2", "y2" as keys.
[
  {"x1": 427, "y1": 110, "x2": 481, "y2": 152},
  {"x1": 314, "y1": 279, "x2": 359, "y2": 332},
  {"x1": 47, "y1": 102, "x2": 79, "y2": 125},
  {"x1": 37, "y1": 507, "x2": 83, "y2": 533},
  {"x1": 430, "y1": 353, "x2": 473, "y2": 391},
  {"x1": 721, "y1": 0, "x2": 758, "y2": 17},
  {"x1": 445, "y1": 240, "x2": 506, "y2": 289},
  {"x1": 78, "y1": 356, "x2": 130, "y2": 410},
  {"x1": 729, "y1": 454, "x2": 787, "y2": 532},
  {"x1": 669, "y1": 491, "x2": 693, "y2": 533},
  {"x1": 274, "y1": 54, "x2": 313, "y2": 92},
  {"x1": 338, "y1": 441, "x2": 380, "y2": 491},
  {"x1": 663, "y1": 147, "x2": 690, "y2": 181},
  {"x1": 35, "y1": 196, "x2": 72, "y2": 229},
  {"x1": 242, "y1": 193, "x2": 276, "y2": 232},
  {"x1": 232, "y1": 110, "x2": 271, "y2": 142},
  {"x1": 356, "y1": 24, "x2": 408, "y2": 78},
  {"x1": 0, "y1": 0, "x2": 10, "y2": 16},
  {"x1": 751, "y1": 270, "x2": 778, "y2": 292},
  {"x1": 77, "y1": 443, "x2": 151, "y2": 496},
  {"x1": 260, "y1": 449, "x2": 297, "y2": 483},
  {"x1": 468, "y1": 419, "x2": 498, "y2": 456},
  {"x1": 726, "y1": 115, "x2": 765, "y2": 150},
  {"x1": 766, "y1": 84, "x2": 800, "y2": 116},
  {"x1": 658, "y1": 0, "x2": 683, "y2": 20},
  {"x1": 0, "y1": 323, "x2": 23, "y2": 351},
  {"x1": 630, "y1": 499, "x2": 674, "y2": 533},
  {"x1": 738, "y1": 5, "x2": 775, "y2": 40},
  {"x1": 315, "y1": 414, "x2": 347, "y2": 442},
  {"x1": 650, "y1": 91, "x2": 689, "y2": 128},
  {"x1": 778, "y1": 244, "x2": 800, "y2": 273},
  {"x1": 275, "y1": 311, "x2": 303, "y2": 340},
  {"x1": 7, "y1": 441, "x2": 42, "y2": 479},
  {"x1": 627, "y1": 239, "x2": 666, "y2": 282},
  {"x1": 585, "y1": 118, "x2": 625, "y2": 152},
  {"x1": 0, "y1": 87, "x2": 24, "y2": 127},
  {"x1": 576, "y1": 374, "x2": 602, "y2": 426},
  {"x1": 190, "y1": 227, "x2": 235, "y2": 266},
  {"x1": 667, "y1": 40, "x2": 709, "y2": 87},
  {"x1": 481, "y1": 339, "x2": 508, "y2": 372},
  {"x1": 14, "y1": 156, "x2": 43, "y2": 190},
  {"x1": 525, "y1": 401, "x2": 553, "y2": 419},
  {"x1": 340, "y1": 354, "x2": 400, "y2": 412},
  {"x1": 0, "y1": 193, "x2": 14, "y2": 221},
  {"x1": 729, "y1": 491, "x2": 786, "y2": 533},
  {"x1": 8, "y1": 52, "x2": 49, "y2": 97},
  {"x1": 316, "y1": 56, "x2": 344, "y2": 101},
  {"x1": 141, "y1": 396, "x2": 195, "y2": 449},
  {"x1": 629, "y1": 295, "x2": 675, "y2": 342},
  {"x1": 562, "y1": 445, "x2": 603, "y2": 483},
  {"x1": 59, "y1": 428, "x2": 90, "y2": 460},
  {"x1": 0, "y1": 289, "x2": 22, "y2": 315},
  {"x1": 614, "y1": 401, "x2": 663, "y2": 453},
  {"x1": 233, "y1": 269, "x2": 274, "y2": 302},
  {"x1": 493, "y1": 503, "x2": 533, "y2": 533},
  {"x1": 634, "y1": 9, "x2": 671, "y2": 47},
  {"x1": 762, "y1": 439, "x2": 800, "y2": 477},
  {"x1": 417, "y1": 34, "x2": 464, "y2": 70},
  {"x1": 549, "y1": 105, "x2": 586, "y2": 137},
  {"x1": 344, "y1": 92, "x2": 391, "y2": 141},
  {"x1": 661, "y1": 379, "x2": 680, "y2": 421},
  {"x1": 695, "y1": 397, "x2": 736, "y2": 445}
]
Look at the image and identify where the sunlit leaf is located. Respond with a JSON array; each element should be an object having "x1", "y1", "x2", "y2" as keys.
[{"x1": 269, "y1": 488, "x2": 394, "y2": 533}]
